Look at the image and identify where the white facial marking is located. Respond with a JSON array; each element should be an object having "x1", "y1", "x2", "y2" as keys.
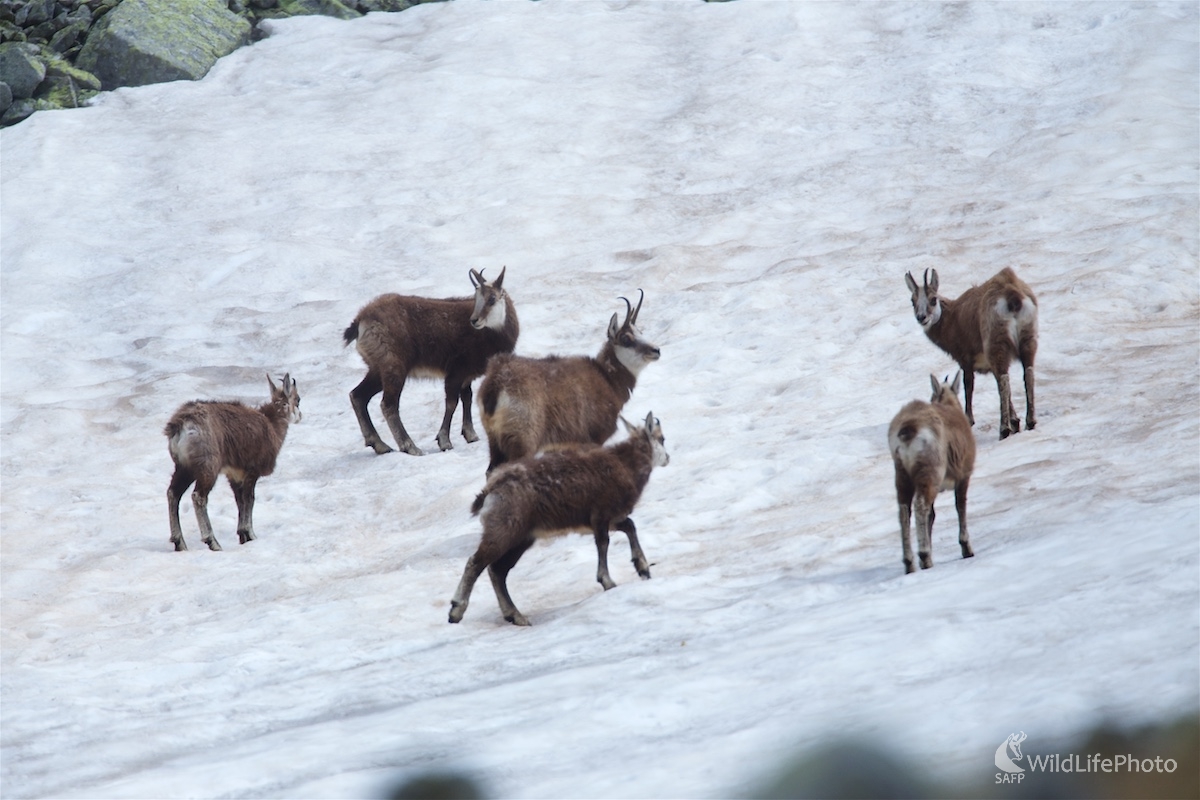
[{"x1": 652, "y1": 437, "x2": 669, "y2": 467}]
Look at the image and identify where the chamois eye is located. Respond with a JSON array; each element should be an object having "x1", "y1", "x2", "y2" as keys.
[{"x1": 929, "y1": 297, "x2": 937, "y2": 306}]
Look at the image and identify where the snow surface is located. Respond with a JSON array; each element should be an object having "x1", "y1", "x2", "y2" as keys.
[{"x1": 2, "y1": 1, "x2": 1198, "y2": 797}]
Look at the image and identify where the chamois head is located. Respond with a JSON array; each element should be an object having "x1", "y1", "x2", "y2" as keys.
[
  {"x1": 468, "y1": 267, "x2": 509, "y2": 331},
  {"x1": 929, "y1": 371, "x2": 964, "y2": 412},
  {"x1": 904, "y1": 268, "x2": 942, "y2": 330},
  {"x1": 622, "y1": 411, "x2": 669, "y2": 467},
  {"x1": 267, "y1": 373, "x2": 302, "y2": 422},
  {"x1": 607, "y1": 289, "x2": 661, "y2": 377}
]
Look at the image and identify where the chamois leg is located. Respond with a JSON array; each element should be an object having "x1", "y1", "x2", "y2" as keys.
[
  {"x1": 1020, "y1": 336, "x2": 1037, "y2": 431},
  {"x1": 615, "y1": 518, "x2": 651, "y2": 579},
  {"x1": 231, "y1": 476, "x2": 258, "y2": 544},
  {"x1": 450, "y1": 530, "x2": 519, "y2": 624},
  {"x1": 895, "y1": 479, "x2": 915, "y2": 574},
  {"x1": 961, "y1": 369, "x2": 976, "y2": 426},
  {"x1": 380, "y1": 375, "x2": 424, "y2": 456},
  {"x1": 350, "y1": 371, "x2": 393, "y2": 454},
  {"x1": 191, "y1": 475, "x2": 222, "y2": 552},
  {"x1": 167, "y1": 468, "x2": 195, "y2": 551},
  {"x1": 955, "y1": 478, "x2": 973, "y2": 559},
  {"x1": 592, "y1": 521, "x2": 617, "y2": 591},
  {"x1": 458, "y1": 383, "x2": 479, "y2": 444},
  {"x1": 487, "y1": 539, "x2": 535, "y2": 626},
  {"x1": 913, "y1": 491, "x2": 935, "y2": 570},
  {"x1": 436, "y1": 376, "x2": 462, "y2": 452},
  {"x1": 995, "y1": 372, "x2": 1019, "y2": 439}
]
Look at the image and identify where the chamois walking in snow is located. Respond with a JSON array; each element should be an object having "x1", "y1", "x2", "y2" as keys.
[
  {"x1": 904, "y1": 267, "x2": 1038, "y2": 439},
  {"x1": 478, "y1": 290, "x2": 659, "y2": 473},
  {"x1": 449, "y1": 412, "x2": 669, "y2": 626},
  {"x1": 888, "y1": 372, "x2": 976, "y2": 574},
  {"x1": 165, "y1": 374, "x2": 301, "y2": 551},
  {"x1": 344, "y1": 268, "x2": 518, "y2": 456}
]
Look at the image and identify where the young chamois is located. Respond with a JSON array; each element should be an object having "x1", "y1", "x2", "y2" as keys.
[
  {"x1": 448, "y1": 412, "x2": 669, "y2": 626},
  {"x1": 478, "y1": 290, "x2": 660, "y2": 473},
  {"x1": 165, "y1": 374, "x2": 301, "y2": 551},
  {"x1": 888, "y1": 372, "x2": 976, "y2": 574},
  {"x1": 904, "y1": 267, "x2": 1038, "y2": 439},
  {"x1": 344, "y1": 268, "x2": 518, "y2": 456}
]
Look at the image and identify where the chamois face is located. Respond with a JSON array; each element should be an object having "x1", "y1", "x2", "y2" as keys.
[
  {"x1": 905, "y1": 268, "x2": 942, "y2": 330},
  {"x1": 625, "y1": 411, "x2": 670, "y2": 467},
  {"x1": 268, "y1": 373, "x2": 302, "y2": 422},
  {"x1": 608, "y1": 290, "x2": 660, "y2": 377},
  {"x1": 469, "y1": 267, "x2": 508, "y2": 331}
]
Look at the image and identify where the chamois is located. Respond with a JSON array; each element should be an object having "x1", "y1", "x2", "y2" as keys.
[
  {"x1": 478, "y1": 290, "x2": 659, "y2": 473},
  {"x1": 888, "y1": 372, "x2": 976, "y2": 574},
  {"x1": 344, "y1": 268, "x2": 518, "y2": 456},
  {"x1": 449, "y1": 412, "x2": 669, "y2": 626},
  {"x1": 904, "y1": 267, "x2": 1038, "y2": 439},
  {"x1": 165, "y1": 374, "x2": 301, "y2": 552}
]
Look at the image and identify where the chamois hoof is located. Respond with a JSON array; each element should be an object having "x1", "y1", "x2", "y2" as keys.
[
  {"x1": 462, "y1": 430, "x2": 479, "y2": 444},
  {"x1": 919, "y1": 553, "x2": 932, "y2": 570},
  {"x1": 1027, "y1": 419, "x2": 1037, "y2": 431},
  {"x1": 400, "y1": 443, "x2": 426, "y2": 457},
  {"x1": 437, "y1": 435, "x2": 453, "y2": 452},
  {"x1": 961, "y1": 546, "x2": 974, "y2": 558},
  {"x1": 238, "y1": 530, "x2": 256, "y2": 544},
  {"x1": 448, "y1": 602, "x2": 465, "y2": 624},
  {"x1": 205, "y1": 538, "x2": 223, "y2": 552},
  {"x1": 368, "y1": 440, "x2": 394, "y2": 455},
  {"x1": 904, "y1": 561, "x2": 915, "y2": 574},
  {"x1": 173, "y1": 539, "x2": 188, "y2": 552},
  {"x1": 505, "y1": 612, "x2": 531, "y2": 627}
]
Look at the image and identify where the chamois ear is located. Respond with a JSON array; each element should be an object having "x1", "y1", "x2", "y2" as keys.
[
  {"x1": 620, "y1": 414, "x2": 636, "y2": 436},
  {"x1": 905, "y1": 272, "x2": 919, "y2": 294},
  {"x1": 608, "y1": 312, "x2": 621, "y2": 340},
  {"x1": 267, "y1": 373, "x2": 278, "y2": 393},
  {"x1": 930, "y1": 373, "x2": 941, "y2": 395},
  {"x1": 493, "y1": 266, "x2": 506, "y2": 291},
  {"x1": 469, "y1": 268, "x2": 484, "y2": 288},
  {"x1": 950, "y1": 370, "x2": 962, "y2": 395},
  {"x1": 644, "y1": 411, "x2": 655, "y2": 431},
  {"x1": 927, "y1": 268, "x2": 939, "y2": 293}
]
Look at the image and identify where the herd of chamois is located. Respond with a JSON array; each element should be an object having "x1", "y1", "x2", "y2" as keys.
[{"x1": 164, "y1": 265, "x2": 1038, "y2": 622}]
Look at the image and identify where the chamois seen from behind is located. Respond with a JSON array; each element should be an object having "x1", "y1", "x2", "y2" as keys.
[
  {"x1": 344, "y1": 268, "x2": 518, "y2": 456},
  {"x1": 165, "y1": 374, "x2": 301, "y2": 551},
  {"x1": 449, "y1": 412, "x2": 669, "y2": 626},
  {"x1": 888, "y1": 372, "x2": 976, "y2": 574},
  {"x1": 478, "y1": 290, "x2": 659, "y2": 473},
  {"x1": 905, "y1": 267, "x2": 1038, "y2": 439}
]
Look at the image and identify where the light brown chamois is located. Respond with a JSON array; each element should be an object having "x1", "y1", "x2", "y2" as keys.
[
  {"x1": 904, "y1": 267, "x2": 1038, "y2": 439},
  {"x1": 478, "y1": 289, "x2": 660, "y2": 473},
  {"x1": 344, "y1": 268, "x2": 518, "y2": 456},
  {"x1": 888, "y1": 372, "x2": 976, "y2": 574},
  {"x1": 449, "y1": 412, "x2": 669, "y2": 626},
  {"x1": 165, "y1": 374, "x2": 301, "y2": 551}
]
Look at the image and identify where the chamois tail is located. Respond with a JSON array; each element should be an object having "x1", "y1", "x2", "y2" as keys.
[
  {"x1": 470, "y1": 489, "x2": 488, "y2": 516},
  {"x1": 1005, "y1": 288, "x2": 1024, "y2": 315},
  {"x1": 342, "y1": 320, "x2": 359, "y2": 346}
]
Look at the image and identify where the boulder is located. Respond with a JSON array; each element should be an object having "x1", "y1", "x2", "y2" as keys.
[
  {"x1": 279, "y1": 0, "x2": 362, "y2": 20},
  {"x1": 0, "y1": 42, "x2": 45, "y2": 98},
  {"x1": 0, "y1": 80, "x2": 11, "y2": 114},
  {"x1": 357, "y1": 0, "x2": 413, "y2": 11},
  {"x1": 75, "y1": 0, "x2": 251, "y2": 90}
]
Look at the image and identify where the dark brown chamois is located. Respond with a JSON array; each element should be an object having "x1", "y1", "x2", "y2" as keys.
[
  {"x1": 478, "y1": 289, "x2": 659, "y2": 473},
  {"x1": 344, "y1": 267, "x2": 518, "y2": 455},
  {"x1": 888, "y1": 372, "x2": 976, "y2": 574},
  {"x1": 905, "y1": 267, "x2": 1038, "y2": 439},
  {"x1": 449, "y1": 412, "x2": 669, "y2": 626},
  {"x1": 165, "y1": 374, "x2": 301, "y2": 551}
]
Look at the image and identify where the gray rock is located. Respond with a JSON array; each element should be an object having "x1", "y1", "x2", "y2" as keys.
[
  {"x1": 0, "y1": 42, "x2": 46, "y2": 98},
  {"x1": 357, "y1": 0, "x2": 412, "y2": 11},
  {"x1": 279, "y1": 0, "x2": 361, "y2": 20},
  {"x1": 0, "y1": 80, "x2": 11, "y2": 114},
  {"x1": 0, "y1": 95, "x2": 33, "y2": 124},
  {"x1": 48, "y1": 19, "x2": 88, "y2": 52},
  {"x1": 76, "y1": 0, "x2": 251, "y2": 90},
  {"x1": 16, "y1": 0, "x2": 56, "y2": 27}
]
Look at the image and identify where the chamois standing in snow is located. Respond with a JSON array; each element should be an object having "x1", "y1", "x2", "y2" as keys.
[
  {"x1": 449, "y1": 412, "x2": 669, "y2": 626},
  {"x1": 165, "y1": 374, "x2": 301, "y2": 551},
  {"x1": 888, "y1": 372, "x2": 976, "y2": 574},
  {"x1": 904, "y1": 267, "x2": 1038, "y2": 439},
  {"x1": 478, "y1": 290, "x2": 659, "y2": 473},
  {"x1": 344, "y1": 268, "x2": 518, "y2": 456}
]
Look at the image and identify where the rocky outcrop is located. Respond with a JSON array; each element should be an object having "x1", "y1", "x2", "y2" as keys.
[
  {"x1": 0, "y1": 0, "x2": 443, "y2": 128},
  {"x1": 76, "y1": 0, "x2": 251, "y2": 90}
]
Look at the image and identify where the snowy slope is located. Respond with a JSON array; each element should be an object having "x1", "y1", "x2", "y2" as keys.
[{"x1": 2, "y1": 1, "x2": 1197, "y2": 797}]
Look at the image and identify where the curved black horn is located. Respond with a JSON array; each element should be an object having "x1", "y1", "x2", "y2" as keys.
[
  {"x1": 618, "y1": 295, "x2": 633, "y2": 326},
  {"x1": 632, "y1": 288, "x2": 644, "y2": 324},
  {"x1": 922, "y1": 268, "x2": 930, "y2": 289}
]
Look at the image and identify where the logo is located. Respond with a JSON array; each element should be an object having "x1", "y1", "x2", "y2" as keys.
[{"x1": 995, "y1": 732, "x2": 1027, "y2": 775}]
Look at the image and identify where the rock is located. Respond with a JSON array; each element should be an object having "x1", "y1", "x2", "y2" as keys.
[
  {"x1": 0, "y1": 42, "x2": 46, "y2": 98},
  {"x1": 76, "y1": 0, "x2": 251, "y2": 90},
  {"x1": 0, "y1": 80, "x2": 11, "y2": 114},
  {"x1": 42, "y1": 52, "x2": 101, "y2": 90},
  {"x1": 0, "y1": 19, "x2": 25, "y2": 43},
  {"x1": 48, "y1": 19, "x2": 88, "y2": 52},
  {"x1": 356, "y1": 0, "x2": 412, "y2": 11},
  {"x1": 0, "y1": 95, "x2": 33, "y2": 124},
  {"x1": 279, "y1": 0, "x2": 361, "y2": 20},
  {"x1": 16, "y1": 0, "x2": 56, "y2": 27}
]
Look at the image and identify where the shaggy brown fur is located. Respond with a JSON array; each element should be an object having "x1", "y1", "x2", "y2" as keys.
[
  {"x1": 165, "y1": 374, "x2": 301, "y2": 551},
  {"x1": 888, "y1": 373, "x2": 976, "y2": 574},
  {"x1": 449, "y1": 412, "x2": 669, "y2": 626},
  {"x1": 344, "y1": 268, "x2": 518, "y2": 456},
  {"x1": 905, "y1": 267, "x2": 1038, "y2": 439},
  {"x1": 478, "y1": 290, "x2": 659, "y2": 473}
]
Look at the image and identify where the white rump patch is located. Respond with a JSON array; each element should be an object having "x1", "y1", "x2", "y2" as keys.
[{"x1": 891, "y1": 426, "x2": 938, "y2": 473}]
